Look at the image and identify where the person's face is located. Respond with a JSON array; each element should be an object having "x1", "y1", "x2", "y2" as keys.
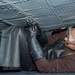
[{"x1": 64, "y1": 28, "x2": 75, "y2": 50}]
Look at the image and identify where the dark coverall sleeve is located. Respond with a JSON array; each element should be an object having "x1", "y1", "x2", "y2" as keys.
[{"x1": 34, "y1": 30, "x2": 75, "y2": 73}]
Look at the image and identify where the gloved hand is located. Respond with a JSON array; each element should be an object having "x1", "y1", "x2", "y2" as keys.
[
  {"x1": 27, "y1": 25, "x2": 44, "y2": 61},
  {"x1": 37, "y1": 31, "x2": 48, "y2": 47},
  {"x1": 27, "y1": 25, "x2": 37, "y2": 38}
]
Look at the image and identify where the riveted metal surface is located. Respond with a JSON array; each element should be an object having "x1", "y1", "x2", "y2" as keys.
[
  {"x1": 0, "y1": 0, "x2": 75, "y2": 31},
  {"x1": 50, "y1": 0, "x2": 75, "y2": 27},
  {"x1": 47, "y1": 0, "x2": 70, "y2": 6},
  {"x1": 11, "y1": 0, "x2": 65, "y2": 30},
  {"x1": 0, "y1": 0, "x2": 7, "y2": 4},
  {"x1": 6, "y1": 18, "x2": 27, "y2": 26},
  {"x1": 0, "y1": 4, "x2": 25, "y2": 20}
]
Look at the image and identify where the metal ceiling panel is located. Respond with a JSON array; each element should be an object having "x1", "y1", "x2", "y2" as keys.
[
  {"x1": 0, "y1": 0, "x2": 75, "y2": 31},
  {"x1": 9, "y1": 0, "x2": 64, "y2": 30},
  {"x1": 0, "y1": 0, "x2": 7, "y2": 4},
  {"x1": 51, "y1": 0, "x2": 75, "y2": 27},
  {"x1": 47, "y1": 0, "x2": 71, "y2": 6},
  {"x1": 0, "y1": 4, "x2": 25, "y2": 20},
  {"x1": 6, "y1": 18, "x2": 27, "y2": 26}
]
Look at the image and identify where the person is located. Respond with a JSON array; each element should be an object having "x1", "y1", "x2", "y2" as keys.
[{"x1": 27, "y1": 25, "x2": 75, "y2": 73}]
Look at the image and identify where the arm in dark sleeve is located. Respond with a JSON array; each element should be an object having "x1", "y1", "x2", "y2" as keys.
[
  {"x1": 48, "y1": 30, "x2": 66, "y2": 45},
  {"x1": 27, "y1": 26, "x2": 72, "y2": 73},
  {"x1": 35, "y1": 54, "x2": 75, "y2": 73}
]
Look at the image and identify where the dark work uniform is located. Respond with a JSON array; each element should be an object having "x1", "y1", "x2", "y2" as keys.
[{"x1": 34, "y1": 31, "x2": 75, "y2": 73}]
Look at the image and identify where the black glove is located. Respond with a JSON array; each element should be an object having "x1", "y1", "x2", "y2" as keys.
[
  {"x1": 37, "y1": 31, "x2": 48, "y2": 47},
  {"x1": 27, "y1": 25, "x2": 44, "y2": 61}
]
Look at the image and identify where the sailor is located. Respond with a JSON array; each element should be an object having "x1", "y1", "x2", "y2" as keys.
[{"x1": 27, "y1": 25, "x2": 75, "y2": 73}]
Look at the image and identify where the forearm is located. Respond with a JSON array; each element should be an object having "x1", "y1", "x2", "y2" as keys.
[
  {"x1": 34, "y1": 55, "x2": 75, "y2": 73},
  {"x1": 28, "y1": 35, "x2": 52, "y2": 72},
  {"x1": 35, "y1": 58, "x2": 56, "y2": 73},
  {"x1": 28, "y1": 37, "x2": 44, "y2": 61}
]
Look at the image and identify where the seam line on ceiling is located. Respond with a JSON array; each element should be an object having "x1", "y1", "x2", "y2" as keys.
[{"x1": 45, "y1": 0, "x2": 65, "y2": 28}]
